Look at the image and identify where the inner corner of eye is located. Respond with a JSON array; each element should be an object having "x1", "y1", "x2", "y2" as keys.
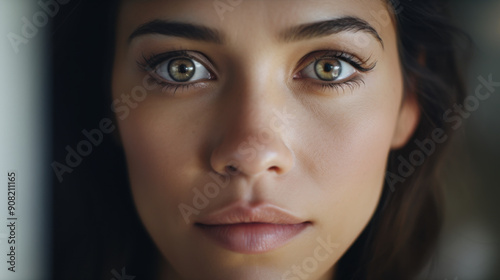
[{"x1": 292, "y1": 71, "x2": 303, "y2": 79}]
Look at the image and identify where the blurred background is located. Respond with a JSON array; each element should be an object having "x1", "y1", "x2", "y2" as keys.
[
  {"x1": 0, "y1": 0, "x2": 498, "y2": 279},
  {"x1": 421, "y1": 1, "x2": 500, "y2": 279}
]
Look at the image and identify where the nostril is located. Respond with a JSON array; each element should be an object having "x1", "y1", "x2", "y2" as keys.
[
  {"x1": 225, "y1": 165, "x2": 238, "y2": 174},
  {"x1": 268, "y1": 166, "x2": 280, "y2": 173}
]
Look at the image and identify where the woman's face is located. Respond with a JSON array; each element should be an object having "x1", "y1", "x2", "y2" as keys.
[{"x1": 112, "y1": 0, "x2": 419, "y2": 279}]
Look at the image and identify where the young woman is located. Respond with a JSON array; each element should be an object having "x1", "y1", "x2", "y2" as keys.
[{"x1": 53, "y1": 0, "x2": 469, "y2": 279}]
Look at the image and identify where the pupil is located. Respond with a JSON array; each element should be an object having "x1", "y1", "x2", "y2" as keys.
[
  {"x1": 179, "y1": 64, "x2": 188, "y2": 73},
  {"x1": 167, "y1": 58, "x2": 195, "y2": 82},
  {"x1": 314, "y1": 59, "x2": 341, "y2": 81}
]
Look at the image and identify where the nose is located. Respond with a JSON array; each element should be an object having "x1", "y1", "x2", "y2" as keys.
[{"x1": 209, "y1": 86, "x2": 294, "y2": 178}]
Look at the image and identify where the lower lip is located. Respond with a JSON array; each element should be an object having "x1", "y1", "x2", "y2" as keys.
[{"x1": 195, "y1": 222, "x2": 310, "y2": 254}]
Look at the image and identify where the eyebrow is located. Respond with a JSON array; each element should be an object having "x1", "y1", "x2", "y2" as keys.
[
  {"x1": 128, "y1": 16, "x2": 384, "y2": 48},
  {"x1": 128, "y1": 20, "x2": 224, "y2": 44},
  {"x1": 279, "y1": 16, "x2": 384, "y2": 48}
]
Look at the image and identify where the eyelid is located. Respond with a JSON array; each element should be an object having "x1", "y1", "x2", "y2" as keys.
[
  {"x1": 139, "y1": 50, "x2": 217, "y2": 77},
  {"x1": 291, "y1": 50, "x2": 375, "y2": 95},
  {"x1": 301, "y1": 59, "x2": 357, "y2": 83},
  {"x1": 295, "y1": 50, "x2": 376, "y2": 74}
]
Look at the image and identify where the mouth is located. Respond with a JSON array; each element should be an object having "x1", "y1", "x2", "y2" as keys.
[
  {"x1": 194, "y1": 204, "x2": 311, "y2": 254},
  {"x1": 195, "y1": 222, "x2": 311, "y2": 254}
]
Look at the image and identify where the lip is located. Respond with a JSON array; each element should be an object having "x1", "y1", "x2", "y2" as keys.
[{"x1": 194, "y1": 204, "x2": 311, "y2": 254}]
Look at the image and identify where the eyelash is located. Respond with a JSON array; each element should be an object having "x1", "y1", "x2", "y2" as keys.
[
  {"x1": 320, "y1": 78, "x2": 365, "y2": 93},
  {"x1": 296, "y1": 50, "x2": 375, "y2": 93},
  {"x1": 137, "y1": 50, "x2": 211, "y2": 95},
  {"x1": 137, "y1": 49, "x2": 376, "y2": 95}
]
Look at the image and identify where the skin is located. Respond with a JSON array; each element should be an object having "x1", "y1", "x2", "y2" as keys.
[{"x1": 112, "y1": 0, "x2": 420, "y2": 279}]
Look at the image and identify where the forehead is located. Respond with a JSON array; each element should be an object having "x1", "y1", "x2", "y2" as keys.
[{"x1": 117, "y1": 0, "x2": 394, "y2": 43}]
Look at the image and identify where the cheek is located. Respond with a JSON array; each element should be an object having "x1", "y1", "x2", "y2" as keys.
[
  {"x1": 115, "y1": 98, "x2": 209, "y2": 233},
  {"x1": 295, "y1": 67, "x2": 403, "y2": 246}
]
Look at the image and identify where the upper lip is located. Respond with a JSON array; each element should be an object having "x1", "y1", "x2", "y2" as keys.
[{"x1": 195, "y1": 203, "x2": 309, "y2": 225}]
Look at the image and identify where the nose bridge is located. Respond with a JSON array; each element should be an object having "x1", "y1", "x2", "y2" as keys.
[
  {"x1": 210, "y1": 63, "x2": 294, "y2": 178},
  {"x1": 227, "y1": 50, "x2": 288, "y2": 126},
  {"x1": 232, "y1": 80, "x2": 280, "y2": 135}
]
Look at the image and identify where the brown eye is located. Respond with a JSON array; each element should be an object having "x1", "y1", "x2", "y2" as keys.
[
  {"x1": 301, "y1": 58, "x2": 356, "y2": 82},
  {"x1": 156, "y1": 57, "x2": 211, "y2": 83},
  {"x1": 315, "y1": 59, "x2": 341, "y2": 81},
  {"x1": 168, "y1": 58, "x2": 195, "y2": 82}
]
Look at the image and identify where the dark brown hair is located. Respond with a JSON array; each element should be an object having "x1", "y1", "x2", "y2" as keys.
[{"x1": 52, "y1": 0, "x2": 469, "y2": 279}]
